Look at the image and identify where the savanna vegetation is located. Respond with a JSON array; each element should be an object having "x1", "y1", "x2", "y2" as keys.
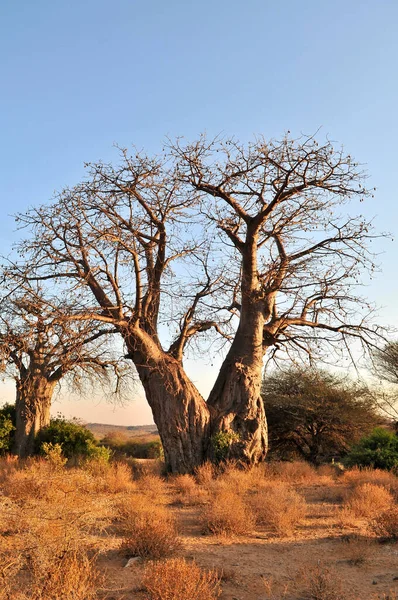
[
  {"x1": 0, "y1": 454, "x2": 397, "y2": 599},
  {"x1": 1, "y1": 132, "x2": 398, "y2": 598}
]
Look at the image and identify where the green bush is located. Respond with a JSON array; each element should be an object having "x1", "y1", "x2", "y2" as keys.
[
  {"x1": 101, "y1": 433, "x2": 163, "y2": 459},
  {"x1": 345, "y1": 428, "x2": 398, "y2": 470},
  {"x1": 35, "y1": 417, "x2": 110, "y2": 462},
  {"x1": 0, "y1": 403, "x2": 16, "y2": 453},
  {"x1": 210, "y1": 431, "x2": 241, "y2": 463}
]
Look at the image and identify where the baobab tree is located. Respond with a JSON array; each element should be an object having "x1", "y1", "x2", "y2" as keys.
[
  {"x1": 0, "y1": 287, "x2": 126, "y2": 457},
  {"x1": 13, "y1": 134, "x2": 385, "y2": 471},
  {"x1": 173, "y1": 135, "x2": 384, "y2": 464}
]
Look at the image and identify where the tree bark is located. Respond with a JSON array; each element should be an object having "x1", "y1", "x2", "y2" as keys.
[
  {"x1": 206, "y1": 312, "x2": 268, "y2": 465},
  {"x1": 126, "y1": 331, "x2": 211, "y2": 474},
  {"x1": 13, "y1": 375, "x2": 56, "y2": 458}
]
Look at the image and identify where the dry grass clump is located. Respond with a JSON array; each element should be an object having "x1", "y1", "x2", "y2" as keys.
[
  {"x1": 264, "y1": 460, "x2": 319, "y2": 484},
  {"x1": 296, "y1": 563, "x2": 347, "y2": 600},
  {"x1": 194, "y1": 461, "x2": 215, "y2": 488},
  {"x1": 135, "y1": 473, "x2": 168, "y2": 503},
  {"x1": 172, "y1": 474, "x2": 208, "y2": 505},
  {"x1": 0, "y1": 549, "x2": 102, "y2": 600},
  {"x1": 343, "y1": 467, "x2": 398, "y2": 497},
  {"x1": 0, "y1": 455, "x2": 20, "y2": 484},
  {"x1": 343, "y1": 483, "x2": 394, "y2": 519},
  {"x1": 339, "y1": 535, "x2": 373, "y2": 566},
  {"x1": 215, "y1": 465, "x2": 263, "y2": 495},
  {"x1": 94, "y1": 460, "x2": 135, "y2": 493},
  {"x1": 27, "y1": 550, "x2": 103, "y2": 600},
  {"x1": 142, "y1": 558, "x2": 221, "y2": 600},
  {"x1": 250, "y1": 483, "x2": 307, "y2": 535},
  {"x1": 119, "y1": 498, "x2": 180, "y2": 559},
  {"x1": 202, "y1": 489, "x2": 254, "y2": 536},
  {"x1": 371, "y1": 506, "x2": 398, "y2": 540}
]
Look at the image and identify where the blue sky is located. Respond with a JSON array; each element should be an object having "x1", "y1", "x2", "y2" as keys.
[{"x1": 1, "y1": 0, "x2": 397, "y2": 424}]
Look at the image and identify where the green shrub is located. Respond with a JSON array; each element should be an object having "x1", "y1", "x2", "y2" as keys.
[
  {"x1": 210, "y1": 431, "x2": 241, "y2": 463},
  {"x1": 101, "y1": 434, "x2": 163, "y2": 459},
  {"x1": 0, "y1": 403, "x2": 16, "y2": 453},
  {"x1": 345, "y1": 428, "x2": 398, "y2": 471},
  {"x1": 36, "y1": 417, "x2": 110, "y2": 462}
]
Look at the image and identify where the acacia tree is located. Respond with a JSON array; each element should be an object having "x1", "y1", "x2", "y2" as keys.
[
  {"x1": 0, "y1": 289, "x2": 125, "y2": 457},
  {"x1": 14, "y1": 135, "x2": 385, "y2": 472},
  {"x1": 262, "y1": 368, "x2": 380, "y2": 464},
  {"x1": 372, "y1": 341, "x2": 398, "y2": 421}
]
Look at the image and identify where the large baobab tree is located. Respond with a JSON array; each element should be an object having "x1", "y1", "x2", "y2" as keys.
[
  {"x1": 14, "y1": 135, "x2": 384, "y2": 471},
  {"x1": 0, "y1": 288, "x2": 125, "y2": 457}
]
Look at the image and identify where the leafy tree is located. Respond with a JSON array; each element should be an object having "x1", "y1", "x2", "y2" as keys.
[
  {"x1": 345, "y1": 428, "x2": 398, "y2": 470},
  {"x1": 13, "y1": 134, "x2": 385, "y2": 472},
  {"x1": 372, "y1": 341, "x2": 398, "y2": 421},
  {"x1": 262, "y1": 368, "x2": 381, "y2": 464}
]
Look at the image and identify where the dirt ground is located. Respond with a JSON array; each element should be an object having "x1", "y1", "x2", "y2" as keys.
[
  {"x1": 1, "y1": 460, "x2": 397, "y2": 600},
  {"x1": 99, "y1": 479, "x2": 398, "y2": 600}
]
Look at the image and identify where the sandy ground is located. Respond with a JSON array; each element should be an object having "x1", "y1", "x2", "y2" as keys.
[{"x1": 97, "y1": 480, "x2": 398, "y2": 600}]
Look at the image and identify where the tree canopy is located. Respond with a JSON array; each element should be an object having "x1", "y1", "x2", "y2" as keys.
[{"x1": 262, "y1": 368, "x2": 381, "y2": 464}]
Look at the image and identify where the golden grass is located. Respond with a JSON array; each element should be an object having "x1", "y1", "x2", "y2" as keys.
[
  {"x1": 202, "y1": 488, "x2": 255, "y2": 536},
  {"x1": 371, "y1": 506, "x2": 398, "y2": 540},
  {"x1": 142, "y1": 558, "x2": 221, "y2": 600},
  {"x1": 343, "y1": 483, "x2": 394, "y2": 519},
  {"x1": 249, "y1": 482, "x2": 307, "y2": 535},
  {"x1": 342, "y1": 467, "x2": 398, "y2": 498},
  {"x1": 117, "y1": 494, "x2": 180, "y2": 559},
  {"x1": 172, "y1": 474, "x2": 209, "y2": 505},
  {"x1": 264, "y1": 460, "x2": 320, "y2": 484},
  {"x1": 295, "y1": 563, "x2": 346, "y2": 600},
  {"x1": 194, "y1": 461, "x2": 215, "y2": 488}
]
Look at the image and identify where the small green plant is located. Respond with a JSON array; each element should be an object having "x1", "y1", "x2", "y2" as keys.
[
  {"x1": 41, "y1": 442, "x2": 68, "y2": 468},
  {"x1": 345, "y1": 428, "x2": 398, "y2": 471},
  {"x1": 211, "y1": 431, "x2": 241, "y2": 462},
  {"x1": 0, "y1": 404, "x2": 15, "y2": 453}
]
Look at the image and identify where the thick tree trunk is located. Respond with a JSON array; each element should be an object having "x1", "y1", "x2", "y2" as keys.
[
  {"x1": 126, "y1": 332, "x2": 211, "y2": 473},
  {"x1": 206, "y1": 309, "x2": 268, "y2": 465},
  {"x1": 205, "y1": 225, "x2": 272, "y2": 465},
  {"x1": 13, "y1": 376, "x2": 56, "y2": 458}
]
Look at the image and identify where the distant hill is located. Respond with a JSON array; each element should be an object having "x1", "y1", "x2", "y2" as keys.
[{"x1": 86, "y1": 422, "x2": 158, "y2": 441}]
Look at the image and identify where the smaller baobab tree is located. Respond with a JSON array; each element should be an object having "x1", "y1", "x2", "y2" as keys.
[{"x1": 0, "y1": 287, "x2": 126, "y2": 457}]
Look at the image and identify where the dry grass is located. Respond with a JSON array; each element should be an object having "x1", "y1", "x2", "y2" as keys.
[
  {"x1": 250, "y1": 482, "x2": 307, "y2": 535},
  {"x1": 296, "y1": 563, "x2": 347, "y2": 600},
  {"x1": 371, "y1": 506, "x2": 398, "y2": 540},
  {"x1": 194, "y1": 461, "x2": 215, "y2": 488},
  {"x1": 342, "y1": 468, "x2": 398, "y2": 498},
  {"x1": 118, "y1": 496, "x2": 180, "y2": 559},
  {"x1": 343, "y1": 483, "x2": 394, "y2": 519},
  {"x1": 202, "y1": 488, "x2": 255, "y2": 536},
  {"x1": 142, "y1": 558, "x2": 221, "y2": 600},
  {"x1": 27, "y1": 550, "x2": 103, "y2": 600},
  {"x1": 135, "y1": 473, "x2": 168, "y2": 503},
  {"x1": 339, "y1": 535, "x2": 374, "y2": 566},
  {"x1": 172, "y1": 474, "x2": 209, "y2": 505},
  {"x1": 264, "y1": 461, "x2": 320, "y2": 484}
]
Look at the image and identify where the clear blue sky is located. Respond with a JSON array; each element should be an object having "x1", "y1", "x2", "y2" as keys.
[{"x1": 1, "y1": 0, "x2": 397, "y2": 424}]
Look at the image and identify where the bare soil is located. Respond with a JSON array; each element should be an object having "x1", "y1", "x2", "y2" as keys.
[{"x1": 98, "y1": 478, "x2": 398, "y2": 600}]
